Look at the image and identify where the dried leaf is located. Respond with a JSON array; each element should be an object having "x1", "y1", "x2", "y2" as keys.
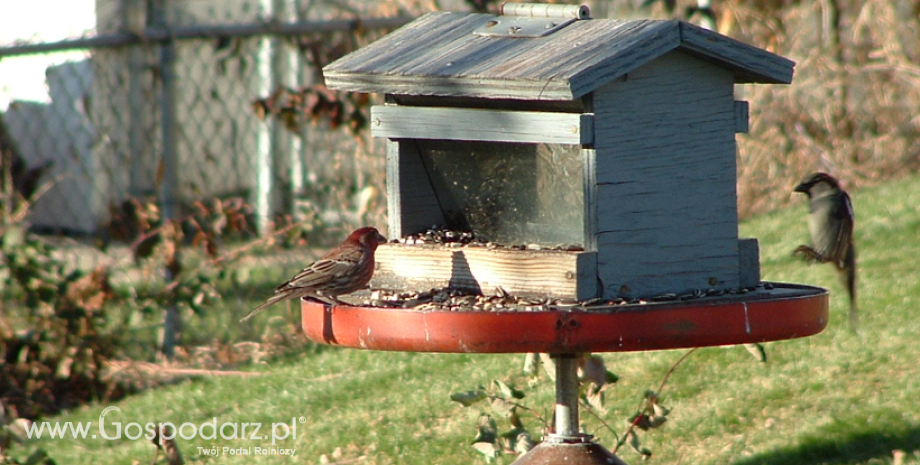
[
  {"x1": 473, "y1": 414, "x2": 498, "y2": 444},
  {"x1": 744, "y1": 342, "x2": 768, "y2": 362},
  {"x1": 582, "y1": 382, "x2": 607, "y2": 414},
  {"x1": 494, "y1": 379, "x2": 514, "y2": 399},
  {"x1": 522, "y1": 353, "x2": 540, "y2": 376},
  {"x1": 644, "y1": 390, "x2": 659, "y2": 411},
  {"x1": 630, "y1": 413, "x2": 652, "y2": 431},
  {"x1": 493, "y1": 380, "x2": 525, "y2": 399},
  {"x1": 513, "y1": 431, "x2": 535, "y2": 455},
  {"x1": 578, "y1": 354, "x2": 608, "y2": 387},
  {"x1": 539, "y1": 353, "x2": 556, "y2": 381},
  {"x1": 472, "y1": 442, "x2": 500, "y2": 461},
  {"x1": 488, "y1": 397, "x2": 516, "y2": 419},
  {"x1": 652, "y1": 402, "x2": 670, "y2": 417}
]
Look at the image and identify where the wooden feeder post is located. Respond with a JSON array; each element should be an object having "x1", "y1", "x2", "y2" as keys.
[{"x1": 308, "y1": 3, "x2": 826, "y2": 464}]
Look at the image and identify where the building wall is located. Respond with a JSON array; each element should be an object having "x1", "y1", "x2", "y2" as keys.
[
  {"x1": 92, "y1": 0, "x2": 263, "y2": 202},
  {"x1": 5, "y1": 60, "x2": 105, "y2": 233},
  {"x1": 6, "y1": 0, "x2": 268, "y2": 233},
  {"x1": 593, "y1": 50, "x2": 740, "y2": 298}
]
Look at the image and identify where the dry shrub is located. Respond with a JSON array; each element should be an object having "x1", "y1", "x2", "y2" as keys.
[
  {"x1": 0, "y1": 227, "x2": 125, "y2": 419},
  {"x1": 725, "y1": 0, "x2": 920, "y2": 217}
]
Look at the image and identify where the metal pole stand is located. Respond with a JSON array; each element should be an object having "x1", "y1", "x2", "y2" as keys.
[{"x1": 512, "y1": 354, "x2": 629, "y2": 465}]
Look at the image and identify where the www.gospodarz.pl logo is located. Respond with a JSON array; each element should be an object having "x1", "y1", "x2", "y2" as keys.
[{"x1": 25, "y1": 405, "x2": 302, "y2": 446}]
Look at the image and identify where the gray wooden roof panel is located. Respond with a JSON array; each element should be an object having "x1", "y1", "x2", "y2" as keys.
[
  {"x1": 339, "y1": 13, "x2": 481, "y2": 76},
  {"x1": 323, "y1": 11, "x2": 794, "y2": 101},
  {"x1": 677, "y1": 23, "x2": 793, "y2": 83},
  {"x1": 528, "y1": 20, "x2": 674, "y2": 79},
  {"x1": 556, "y1": 22, "x2": 681, "y2": 97}
]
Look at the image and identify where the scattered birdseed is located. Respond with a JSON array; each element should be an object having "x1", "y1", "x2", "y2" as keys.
[
  {"x1": 360, "y1": 284, "x2": 766, "y2": 312},
  {"x1": 394, "y1": 226, "x2": 584, "y2": 252}
]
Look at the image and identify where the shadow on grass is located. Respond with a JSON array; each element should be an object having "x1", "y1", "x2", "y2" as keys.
[{"x1": 733, "y1": 424, "x2": 920, "y2": 465}]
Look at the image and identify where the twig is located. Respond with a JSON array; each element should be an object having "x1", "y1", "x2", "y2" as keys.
[
  {"x1": 614, "y1": 348, "x2": 699, "y2": 453},
  {"x1": 485, "y1": 395, "x2": 549, "y2": 428},
  {"x1": 655, "y1": 347, "x2": 699, "y2": 396},
  {"x1": 209, "y1": 220, "x2": 303, "y2": 266},
  {"x1": 580, "y1": 399, "x2": 619, "y2": 445}
]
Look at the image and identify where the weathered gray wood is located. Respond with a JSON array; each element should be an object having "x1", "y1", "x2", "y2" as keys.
[
  {"x1": 738, "y1": 238, "x2": 760, "y2": 288},
  {"x1": 592, "y1": 51, "x2": 740, "y2": 298},
  {"x1": 372, "y1": 105, "x2": 593, "y2": 144},
  {"x1": 678, "y1": 22, "x2": 794, "y2": 84},
  {"x1": 386, "y1": 139, "x2": 445, "y2": 238},
  {"x1": 391, "y1": 95, "x2": 588, "y2": 113},
  {"x1": 323, "y1": 12, "x2": 794, "y2": 101},
  {"x1": 734, "y1": 100, "x2": 749, "y2": 133},
  {"x1": 582, "y1": 147, "x2": 598, "y2": 252},
  {"x1": 385, "y1": 139, "x2": 402, "y2": 238},
  {"x1": 575, "y1": 247, "x2": 599, "y2": 300},
  {"x1": 371, "y1": 243, "x2": 597, "y2": 300}
]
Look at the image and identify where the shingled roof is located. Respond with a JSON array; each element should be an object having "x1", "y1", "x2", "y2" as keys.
[{"x1": 323, "y1": 11, "x2": 794, "y2": 101}]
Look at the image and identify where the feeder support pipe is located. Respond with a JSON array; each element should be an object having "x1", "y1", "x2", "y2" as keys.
[{"x1": 553, "y1": 354, "x2": 580, "y2": 437}]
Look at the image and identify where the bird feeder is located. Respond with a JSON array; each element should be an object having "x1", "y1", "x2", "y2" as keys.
[
  {"x1": 324, "y1": 4, "x2": 793, "y2": 301},
  {"x1": 306, "y1": 4, "x2": 828, "y2": 464}
]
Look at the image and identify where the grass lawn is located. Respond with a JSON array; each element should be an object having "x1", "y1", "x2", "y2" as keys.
[{"x1": 10, "y1": 173, "x2": 920, "y2": 464}]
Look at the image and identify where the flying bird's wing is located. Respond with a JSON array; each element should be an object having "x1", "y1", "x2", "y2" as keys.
[
  {"x1": 809, "y1": 191, "x2": 852, "y2": 264},
  {"x1": 828, "y1": 191, "x2": 855, "y2": 266}
]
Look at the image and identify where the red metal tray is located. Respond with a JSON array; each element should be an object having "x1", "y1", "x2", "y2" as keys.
[{"x1": 301, "y1": 283, "x2": 827, "y2": 353}]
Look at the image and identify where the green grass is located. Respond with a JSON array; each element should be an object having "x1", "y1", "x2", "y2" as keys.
[{"x1": 10, "y1": 174, "x2": 920, "y2": 464}]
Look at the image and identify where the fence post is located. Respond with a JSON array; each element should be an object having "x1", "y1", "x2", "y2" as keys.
[
  {"x1": 254, "y1": 1, "x2": 273, "y2": 235},
  {"x1": 254, "y1": 0, "x2": 303, "y2": 236},
  {"x1": 125, "y1": 0, "x2": 151, "y2": 198},
  {"x1": 151, "y1": 0, "x2": 181, "y2": 360},
  {"x1": 286, "y1": 0, "x2": 305, "y2": 220}
]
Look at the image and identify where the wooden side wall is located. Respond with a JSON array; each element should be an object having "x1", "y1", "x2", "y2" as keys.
[
  {"x1": 386, "y1": 139, "x2": 445, "y2": 238},
  {"x1": 371, "y1": 244, "x2": 597, "y2": 300},
  {"x1": 593, "y1": 51, "x2": 740, "y2": 298}
]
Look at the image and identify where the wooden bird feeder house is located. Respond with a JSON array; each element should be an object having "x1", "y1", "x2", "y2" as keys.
[
  {"x1": 311, "y1": 5, "x2": 827, "y2": 464},
  {"x1": 323, "y1": 3, "x2": 795, "y2": 301}
]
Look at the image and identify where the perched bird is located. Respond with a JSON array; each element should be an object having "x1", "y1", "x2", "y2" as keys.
[
  {"x1": 241, "y1": 227, "x2": 387, "y2": 322},
  {"x1": 792, "y1": 172, "x2": 857, "y2": 332}
]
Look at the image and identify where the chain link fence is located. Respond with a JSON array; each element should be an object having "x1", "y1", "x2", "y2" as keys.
[
  {"x1": 1, "y1": 0, "x2": 412, "y2": 284},
  {"x1": 5, "y1": 0, "x2": 920, "y2": 283}
]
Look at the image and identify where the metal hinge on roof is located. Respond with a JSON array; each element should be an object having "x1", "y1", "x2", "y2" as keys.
[{"x1": 473, "y1": 2, "x2": 591, "y2": 38}]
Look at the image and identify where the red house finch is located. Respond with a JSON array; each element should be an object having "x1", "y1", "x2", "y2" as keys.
[
  {"x1": 241, "y1": 227, "x2": 387, "y2": 322},
  {"x1": 792, "y1": 172, "x2": 857, "y2": 332}
]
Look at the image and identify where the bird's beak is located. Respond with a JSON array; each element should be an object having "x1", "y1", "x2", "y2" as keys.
[
  {"x1": 794, "y1": 182, "x2": 809, "y2": 193},
  {"x1": 377, "y1": 233, "x2": 387, "y2": 243}
]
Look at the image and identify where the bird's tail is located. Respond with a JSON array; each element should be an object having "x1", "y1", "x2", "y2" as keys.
[
  {"x1": 239, "y1": 291, "x2": 296, "y2": 322},
  {"x1": 841, "y1": 246, "x2": 858, "y2": 334}
]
